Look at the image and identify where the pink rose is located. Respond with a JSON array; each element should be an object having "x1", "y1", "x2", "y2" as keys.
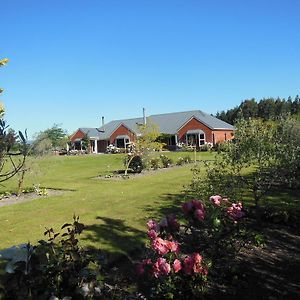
[
  {"x1": 210, "y1": 195, "x2": 222, "y2": 207},
  {"x1": 183, "y1": 255, "x2": 194, "y2": 275},
  {"x1": 183, "y1": 253, "x2": 206, "y2": 275},
  {"x1": 194, "y1": 208, "x2": 205, "y2": 221},
  {"x1": 191, "y1": 199, "x2": 205, "y2": 211},
  {"x1": 166, "y1": 240, "x2": 180, "y2": 253},
  {"x1": 152, "y1": 238, "x2": 169, "y2": 255},
  {"x1": 192, "y1": 253, "x2": 203, "y2": 273},
  {"x1": 173, "y1": 259, "x2": 182, "y2": 273},
  {"x1": 147, "y1": 229, "x2": 158, "y2": 240},
  {"x1": 147, "y1": 219, "x2": 159, "y2": 231},
  {"x1": 192, "y1": 252, "x2": 202, "y2": 264},
  {"x1": 227, "y1": 202, "x2": 245, "y2": 220},
  {"x1": 152, "y1": 258, "x2": 171, "y2": 278}
]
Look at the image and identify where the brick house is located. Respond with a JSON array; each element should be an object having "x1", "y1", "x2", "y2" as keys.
[{"x1": 69, "y1": 110, "x2": 234, "y2": 153}]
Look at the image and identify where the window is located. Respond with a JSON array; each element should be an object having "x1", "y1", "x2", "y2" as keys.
[
  {"x1": 186, "y1": 131, "x2": 206, "y2": 147},
  {"x1": 199, "y1": 133, "x2": 205, "y2": 145}
]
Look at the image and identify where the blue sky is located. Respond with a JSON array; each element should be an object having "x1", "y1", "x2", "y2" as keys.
[{"x1": 1, "y1": 0, "x2": 299, "y2": 138}]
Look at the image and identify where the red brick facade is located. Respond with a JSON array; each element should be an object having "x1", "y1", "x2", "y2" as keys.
[
  {"x1": 70, "y1": 129, "x2": 85, "y2": 142},
  {"x1": 212, "y1": 130, "x2": 234, "y2": 144},
  {"x1": 109, "y1": 124, "x2": 136, "y2": 144},
  {"x1": 178, "y1": 117, "x2": 234, "y2": 145}
]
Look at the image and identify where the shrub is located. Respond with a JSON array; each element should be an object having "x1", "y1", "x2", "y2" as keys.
[
  {"x1": 0, "y1": 216, "x2": 137, "y2": 299},
  {"x1": 137, "y1": 195, "x2": 251, "y2": 299},
  {"x1": 149, "y1": 157, "x2": 161, "y2": 170},
  {"x1": 182, "y1": 155, "x2": 192, "y2": 163},
  {"x1": 106, "y1": 144, "x2": 120, "y2": 154},
  {"x1": 125, "y1": 154, "x2": 144, "y2": 173},
  {"x1": 176, "y1": 157, "x2": 184, "y2": 166},
  {"x1": 199, "y1": 143, "x2": 213, "y2": 152},
  {"x1": 0, "y1": 216, "x2": 105, "y2": 299},
  {"x1": 160, "y1": 154, "x2": 173, "y2": 168},
  {"x1": 176, "y1": 155, "x2": 192, "y2": 166}
]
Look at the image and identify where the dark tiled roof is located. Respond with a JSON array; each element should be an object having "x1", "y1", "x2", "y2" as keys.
[{"x1": 76, "y1": 110, "x2": 234, "y2": 139}]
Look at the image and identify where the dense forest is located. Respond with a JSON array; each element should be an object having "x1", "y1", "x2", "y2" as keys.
[{"x1": 216, "y1": 95, "x2": 300, "y2": 124}]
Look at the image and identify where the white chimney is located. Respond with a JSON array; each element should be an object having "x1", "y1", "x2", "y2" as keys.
[
  {"x1": 101, "y1": 116, "x2": 105, "y2": 126},
  {"x1": 143, "y1": 108, "x2": 146, "y2": 125}
]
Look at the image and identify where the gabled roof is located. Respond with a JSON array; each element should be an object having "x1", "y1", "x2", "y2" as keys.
[
  {"x1": 77, "y1": 128, "x2": 104, "y2": 138},
  {"x1": 150, "y1": 110, "x2": 234, "y2": 134},
  {"x1": 74, "y1": 110, "x2": 234, "y2": 139}
]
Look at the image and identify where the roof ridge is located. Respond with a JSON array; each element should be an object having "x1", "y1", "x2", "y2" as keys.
[{"x1": 149, "y1": 109, "x2": 207, "y2": 118}]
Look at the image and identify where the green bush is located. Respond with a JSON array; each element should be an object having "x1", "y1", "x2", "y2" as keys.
[
  {"x1": 0, "y1": 216, "x2": 135, "y2": 299},
  {"x1": 136, "y1": 195, "x2": 256, "y2": 299},
  {"x1": 128, "y1": 155, "x2": 144, "y2": 173},
  {"x1": 160, "y1": 155, "x2": 173, "y2": 168},
  {"x1": 149, "y1": 157, "x2": 161, "y2": 170}
]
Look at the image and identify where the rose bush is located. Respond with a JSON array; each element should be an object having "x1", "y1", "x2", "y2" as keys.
[{"x1": 137, "y1": 195, "x2": 249, "y2": 299}]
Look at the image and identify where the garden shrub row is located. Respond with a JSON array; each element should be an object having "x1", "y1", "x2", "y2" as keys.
[{"x1": 127, "y1": 154, "x2": 193, "y2": 174}]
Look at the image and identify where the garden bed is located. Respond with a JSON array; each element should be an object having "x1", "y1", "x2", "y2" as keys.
[
  {"x1": 94, "y1": 164, "x2": 194, "y2": 180},
  {"x1": 0, "y1": 189, "x2": 69, "y2": 207}
]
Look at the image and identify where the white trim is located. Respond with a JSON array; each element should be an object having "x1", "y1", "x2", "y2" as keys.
[{"x1": 94, "y1": 140, "x2": 98, "y2": 153}]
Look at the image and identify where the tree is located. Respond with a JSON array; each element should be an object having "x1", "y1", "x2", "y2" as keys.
[
  {"x1": 124, "y1": 120, "x2": 164, "y2": 175},
  {"x1": 190, "y1": 116, "x2": 299, "y2": 221},
  {"x1": 32, "y1": 124, "x2": 68, "y2": 155},
  {"x1": 216, "y1": 96, "x2": 300, "y2": 124},
  {"x1": 240, "y1": 99, "x2": 258, "y2": 119}
]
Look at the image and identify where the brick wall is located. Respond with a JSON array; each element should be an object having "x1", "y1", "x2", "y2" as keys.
[
  {"x1": 178, "y1": 118, "x2": 213, "y2": 143},
  {"x1": 70, "y1": 130, "x2": 85, "y2": 142},
  {"x1": 177, "y1": 117, "x2": 234, "y2": 144},
  {"x1": 212, "y1": 130, "x2": 234, "y2": 144},
  {"x1": 109, "y1": 124, "x2": 136, "y2": 144}
]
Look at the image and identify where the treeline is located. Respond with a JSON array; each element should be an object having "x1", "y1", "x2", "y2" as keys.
[{"x1": 216, "y1": 95, "x2": 300, "y2": 124}]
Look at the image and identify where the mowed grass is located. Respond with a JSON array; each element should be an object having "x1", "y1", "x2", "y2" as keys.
[{"x1": 0, "y1": 152, "x2": 211, "y2": 255}]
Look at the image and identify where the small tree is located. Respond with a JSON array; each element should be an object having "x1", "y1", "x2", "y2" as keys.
[
  {"x1": 124, "y1": 120, "x2": 164, "y2": 175},
  {"x1": 32, "y1": 124, "x2": 68, "y2": 155}
]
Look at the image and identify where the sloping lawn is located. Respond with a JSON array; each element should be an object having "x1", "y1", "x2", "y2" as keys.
[{"x1": 0, "y1": 152, "x2": 211, "y2": 255}]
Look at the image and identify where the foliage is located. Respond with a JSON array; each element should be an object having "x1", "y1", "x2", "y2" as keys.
[
  {"x1": 148, "y1": 157, "x2": 161, "y2": 170},
  {"x1": 125, "y1": 154, "x2": 144, "y2": 173},
  {"x1": 176, "y1": 155, "x2": 192, "y2": 166},
  {"x1": 0, "y1": 216, "x2": 106, "y2": 299},
  {"x1": 190, "y1": 117, "x2": 300, "y2": 214},
  {"x1": 160, "y1": 154, "x2": 173, "y2": 168},
  {"x1": 272, "y1": 117, "x2": 300, "y2": 188},
  {"x1": 137, "y1": 195, "x2": 251, "y2": 299},
  {"x1": 0, "y1": 58, "x2": 29, "y2": 184},
  {"x1": 124, "y1": 120, "x2": 164, "y2": 175},
  {"x1": 216, "y1": 96, "x2": 300, "y2": 124},
  {"x1": 32, "y1": 124, "x2": 68, "y2": 155},
  {"x1": 81, "y1": 133, "x2": 90, "y2": 151}
]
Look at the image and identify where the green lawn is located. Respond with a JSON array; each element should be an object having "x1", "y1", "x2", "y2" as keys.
[{"x1": 0, "y1": 152, "x2": 211, "y2": 255}]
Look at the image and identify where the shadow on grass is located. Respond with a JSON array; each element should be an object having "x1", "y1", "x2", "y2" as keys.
[
  {"x1": 82, "y1": 216, "x2": 146, "y2": 262},
  {"x1": 141, "y1": 192, "x2": 189, "y2": 219}
]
